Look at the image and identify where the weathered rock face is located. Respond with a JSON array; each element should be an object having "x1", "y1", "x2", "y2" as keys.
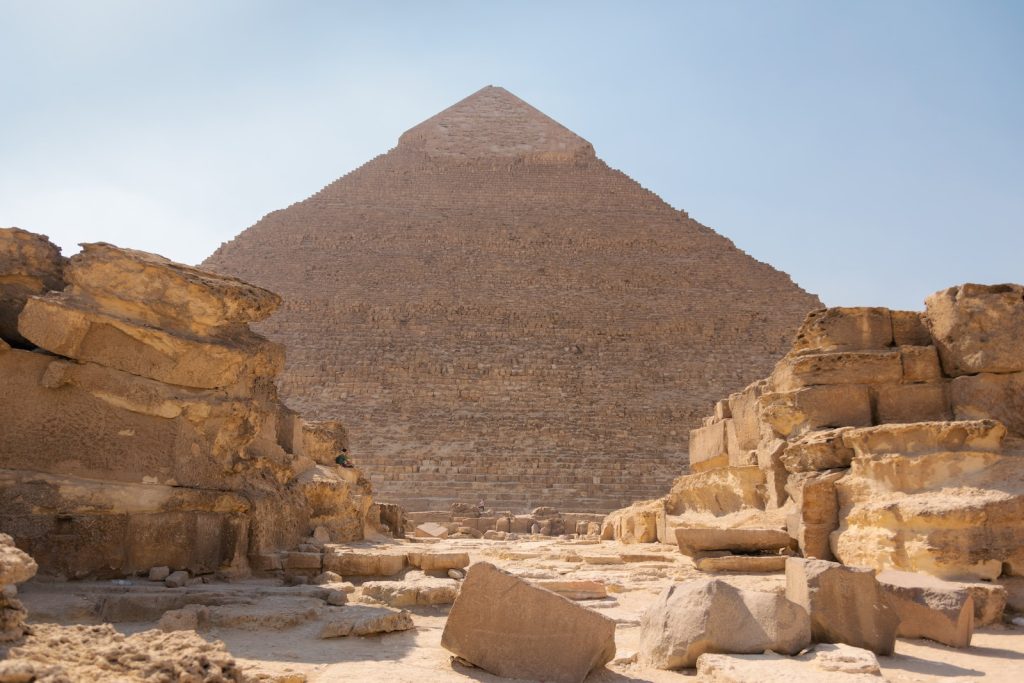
[
  {"x1": 606, "y1": 284, "x2": 1024, "y2": 588},
  {"x1": 0, "y1": 235, "x2": 373, "y2": 579},
  {"x1": 202, "y1": 85, "x2": 821, "y2": 512},
  {"x1": 0, "y1": 227, "x2": 65, "y2": 347},
  {"x1": 638, "y1": 579, "x2": 810, "y2": 670},
  {"x1": 877, "y1": 569, "x2": 975, "y2": 648},
  {"x1": 441, "y1": 561, "x2": 616, "y2": 683},
  {"x1": 0, "y1": 532, "x2": 38, "y2": 641}
]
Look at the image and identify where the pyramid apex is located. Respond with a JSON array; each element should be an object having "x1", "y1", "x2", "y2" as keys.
[{"x1": 398, "y1": 86, "x2": 595, "y2": 161}]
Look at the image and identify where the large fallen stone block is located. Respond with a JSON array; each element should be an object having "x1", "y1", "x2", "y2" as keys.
[
  {"x1": 952, "y1": 372, "x2": 1024, "y2": 436},
  {"x1": 0, "y1": 533, "x2": 38, "y2": 642},
  {"x1": 771, "y1": 350, "x2": 902, "y2": 391},
  {"x1": 0, "y1": 227, "x2": 66, "y2": 346},
  {"x1": 19, "y1": 294, "x2": 283, "y2": 390},
  {"x1": 876, "y1": 569, "x2": 974, "y2": 647},
  {"x1": 785, "y1": 558, "x2": 899, "y2": 655},
  {"x1": 413, "y1": 522, "x2": 449, "y2": 539},
  {"x1": 759, "y1": 385, "x2": 872, "y2": 439},
  {"x1": 318, "y1": 604, "x2": 414, "y2": 638},
  {"x1": 362, "y1": 574, "x2": 459, "y2": 607},
  {"x1": 696, "y1": 643, "x2": 883, "y2": 681},
  {"x1": 925, "y1": 283, "x2": 1024, "y2": 376},
  {"x1": 675, "y1": 527, "x2": 793, "y2": 556},
  {"x1": 441, "y1": 562, "x2": 615, "y2": 683},
  {"x1": 406, "y1": 550, "x2": 469, "y2": 572},
  {"x1": 322, "y1": 548, "x2": 406, "y2": 577},
  {"x1": 792, "y1": 307, "x2": 893, "y2": 353},
  {"x1": 638, "y1": 579, "x2": 810, "y2": 670},
  {"x1": 695, "y1": 555, "x2": 788, "y2": 573}
]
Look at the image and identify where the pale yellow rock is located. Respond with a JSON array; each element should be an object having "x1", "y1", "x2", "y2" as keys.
[
  {"x1": 414, "y1": 522, "x2": 449, "y2": 539},
  {"x1": 675, "y1": 527, "x2": 793, "y2": 556},
  {"x1": 695, "y1": 555, "x2": 788, "y2": 573},
  {"x1": 841, "y1": 419, "x2": 1005, "y2": 457},
  {"x1": 689, "y1": 420, "x2": 729, "y2": 472},
  {"x1": 666, "y1": 467, "x2": 764, "y2": 516},
  {"x1": 601, "y1": 500, "x2": 662, "y2": 543},
  {"x1": 771, "y1": 350, "x2": 902, "y2": 391},
  {"x1": 791, "y1": 307, "x2": 893, "y2": 353},
  {"x1": 785, "y1": 470, "x2": 844, "y2": 560},
  {"x1": 66, "y1": 242, "x2": 280, "y2": 334},
  {"x1": 406, "y1": 551, "x2": 469, "y2": 571},
  {"x1": 322, "y1": 548, "x2": 407, "y2": 577},
  {"x1": 697, "y1": 645, "x2": 883, "y2": 682},
  {"x1": 781, "y1": 428, "x2": 854, "y2": 473},
  {"x1": 759, "y1": 385, "x2": 872, "y2": 439},
  {"x1": 318, "y1": 604, "x2": 413, "y2": 638},
  {"x1": 534, "y1": 580, "x2": 607, "y2": 600},
  {"x1": 727, "y1": 381, "x2": 765, "y2": 452},
  {"x1": 925, "y1": 283, "x2": 1024, "y2": 376}
]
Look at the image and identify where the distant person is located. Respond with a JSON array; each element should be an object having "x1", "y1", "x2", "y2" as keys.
[{"x1": 335, "y1": 448, "x2": 354, "y2": 468}]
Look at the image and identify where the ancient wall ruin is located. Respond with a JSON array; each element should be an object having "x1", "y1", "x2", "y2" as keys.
[
  {"x1": 605, "y1": 282, "x2": 1024, "y2": 581},
  {"x1": 203, "y1": 85, "x2": 822, "y2": 513},
  {"x1": 0, "y1": 228, "x2": 374, "y2": 579}
]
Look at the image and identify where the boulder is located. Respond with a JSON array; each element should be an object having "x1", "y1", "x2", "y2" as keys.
[
  {"x1": 675, "y1": 527, "x2": 793, "y2": 556},
  {"x1": 406, "y1": 551, "x2": 469, "y2": 572},
  {"x1": 0, "y1": 227, "x2": 66, "y2": 346},
  {"x1": 148, "y1": 566, "x2": 171, "y2": 582},
  {"x1": 164, "y1": 570, "x2": 190, "y2": 588},
  {"x1": 638, "y1": 579, "x2": 810, "y2": 670},
  {"x1": 362, "y1": 574, "x2": 459, "y2": 607},
  {"x1": 0, "y1": 533, "x2": 38, "y2": 642},
  {"x1": 322, "y1": 548, "x2": 406, "y2": 577},
  {"x1": 925, "y1": 283, "x2": 1024, "y2": 376},
  {"x1": 600, "y1": 500, "x2": 661, "y2": 543},
  {"x1": 665, "y1": 467, "x2": 764, "y2": 516},
  {"x1": 791, "y1": 307, "x2": 893, "y2": 353},
  {"x1": 441, "y1": 562, "x2": 615, "y2": 683},
  {"x1": 785, "y1": 558, "x2": 898, "y2": 655},
  {"x1": 876, "y1": 569, "x2": 974, "y2": 647},
  {"x1": 696, "y1": 643, "x2": 883, "y2": 681},
  {"x1": 318, "y1": 604, "x2": 414, "y2": 638}
]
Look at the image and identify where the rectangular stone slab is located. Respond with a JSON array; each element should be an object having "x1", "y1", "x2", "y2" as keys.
[
  {"x1": 441, "y1": 562, "x2": 615, "y2": 683},
  {"x1": 675, "y1": 527, "x2": 794, "y2": 556}
]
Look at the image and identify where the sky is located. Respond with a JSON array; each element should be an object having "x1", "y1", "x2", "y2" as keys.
[{"x1": 1, "y1": 1, "x2": 1021, "y2": 310}]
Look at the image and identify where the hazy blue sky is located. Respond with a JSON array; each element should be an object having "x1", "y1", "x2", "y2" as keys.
[{"x1": 2, "y1": 1, "x2": 1021, "y2": 309}]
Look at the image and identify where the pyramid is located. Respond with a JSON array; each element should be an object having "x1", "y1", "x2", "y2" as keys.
[{"x1": 204, "y1": 86, "x2": 822, "y2": 512}]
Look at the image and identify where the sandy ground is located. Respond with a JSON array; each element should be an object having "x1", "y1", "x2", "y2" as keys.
[{"x1": 14, "y1": 536, "x2": 1024, "y2": 682}]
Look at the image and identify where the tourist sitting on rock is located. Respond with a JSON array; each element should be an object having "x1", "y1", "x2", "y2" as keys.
[{"x1": 335, "y1": 449, "x2": 354, "y2": 468}]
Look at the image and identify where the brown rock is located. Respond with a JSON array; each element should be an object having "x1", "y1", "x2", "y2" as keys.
[
  {"x1": 534, "y1": 580, "x2": 608, "y2": 600},
  {"x1": 441, "y1": 562, "x2": 615, "y2": 683},
  {"x1": 925, "y1": 283, "x2": 1024, "y2": 376},
  {"x1": 877, "y1": 569, "x2": 974, "y2": 647},
  {"x1": 785, "y1": 558, "x2": 899, "y2": 655},
  {"x1": 638, "y1": 579, "x2": 810, "y2": 669},
  {"x1": 0, "y1": 227, "x2": 66, "y2": 346},
  {"x1": 891, "y1": 310, "x2": 933, "y2": 346},
  {"x1": 318, "y1": 604, "x2": 414, "y2": 638},
  {"x1": 900, "y1": 345, "x2": 943, "y2": 382},
  {"x1": 322, "y1": 549, "x2": 406, "y2": 577}
]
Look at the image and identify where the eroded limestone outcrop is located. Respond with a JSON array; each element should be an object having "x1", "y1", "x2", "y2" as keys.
[
  {"x1": 0, "y1": 229, "x2": 374, "y2": 579},
  {"x1": 606, "y1": 283, "x2": 1024, "y2": 585}
]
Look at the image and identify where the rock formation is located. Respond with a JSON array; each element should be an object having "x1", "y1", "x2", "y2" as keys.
[
  {"x1": 0, "y1": 228, "x2": 374, "y2": 579},
  {"x1": 203, "y1": 85, "x2": 821, "y2": 512},
  {"x1": 606, "y1": 283, "x2": 1024, "y2": 585},
  {"x1": 0, "y1": 533, "x2": 37, "y2": 642}
]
